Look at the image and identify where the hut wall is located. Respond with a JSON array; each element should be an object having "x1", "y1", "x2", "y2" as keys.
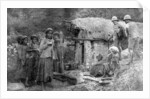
[
  {"x1": 84, "y1": 41, "x2": 108, "y2": 68},
  {"x1": 92, "y1": 41, "x2": 108, "y2": 65},
  {"x1": 84, "y1": 41, "x2": 92, "y2": 68},
  {"x1": 75, "y1": 42, "x2": 82, "y2": 64}
]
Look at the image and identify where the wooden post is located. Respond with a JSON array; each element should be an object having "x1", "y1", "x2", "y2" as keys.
[{"x1": 59, "y1": 31, "x2": 64, "y2": 73}]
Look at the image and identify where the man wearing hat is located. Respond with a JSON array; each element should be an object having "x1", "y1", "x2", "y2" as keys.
[
  {"x1": 124, "y1": 15, "x2": 141, "y2": 64},
  {"x1": 111, "y1": 16, "x2": 127, "y2": 60}
]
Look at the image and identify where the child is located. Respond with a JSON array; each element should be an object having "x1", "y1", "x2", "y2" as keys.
[{"x1": 36, "y1": 28, "x2": 54, "y2": 90}]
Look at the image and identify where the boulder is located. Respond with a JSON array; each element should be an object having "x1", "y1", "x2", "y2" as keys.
[
  {"x1": 7, "y1": 82, "x2": 26, "y2": 91},
  {"x1": 121, "y1": 49, "x2": 131, "y2": 59},
  {"x1": 64, "y1": 70, "x2": 85, "y2": 84}
]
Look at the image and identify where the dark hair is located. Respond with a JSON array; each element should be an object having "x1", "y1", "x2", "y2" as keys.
[
  {"x1": 16, "y1": 36, "x2": 23, "y2": 44},
  {"x1": 22, "y1": 36, "x2": 28, "y2": 45},
  {"x1": 45, "y1": 28, "x2": 53, "y2": 34},
  {"x1": 53, "y1": 32, "x2": 60, "y2": 37},
  {"x1": 30, "y1": 35, "x2": 38, "y2": 41}
]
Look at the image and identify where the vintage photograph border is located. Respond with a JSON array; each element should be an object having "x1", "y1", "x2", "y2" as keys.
[{"x1": 0, "y1": 0, "x2": 150, "y2": 99}]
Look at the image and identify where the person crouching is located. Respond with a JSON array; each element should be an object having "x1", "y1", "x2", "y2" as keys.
[{"x1": 107, "y1": 46, "x2": 120, "y2": 77}]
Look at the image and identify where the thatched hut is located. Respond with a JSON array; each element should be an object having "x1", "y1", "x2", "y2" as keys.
[
  {"x1": 67, "y1": 17, "x2": 143, "y2": 69},
  {"x1": 71, "y1": 17, "x2": 114, "y2": 68}
]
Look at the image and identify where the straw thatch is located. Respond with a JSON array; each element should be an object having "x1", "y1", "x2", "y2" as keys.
[
  {"x1": 72, "y1": 17, "x2": 143, "y2": 40},
  {"x1": 72, "y1": 17, "x2": 114, "y2": 40}
]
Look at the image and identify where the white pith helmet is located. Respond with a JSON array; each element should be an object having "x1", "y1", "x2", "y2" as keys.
[{"x1": 124, "y1": 15, "x2": 131, "y2": 20}]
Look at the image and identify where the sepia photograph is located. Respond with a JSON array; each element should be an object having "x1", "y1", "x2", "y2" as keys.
[{"x1": 7, "y1": 8, "x2": 143, "y2": 91}]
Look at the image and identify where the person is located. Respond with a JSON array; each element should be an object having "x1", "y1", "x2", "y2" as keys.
[
  {"x1": 124, "y1": 15, "x2": 141, "y2": 65},
  {"x1": 53, "y1": 32, "x2": 59, "y2": 73},
  {"x1": 107, "y1": 46, "x2": 120, "y2": 77},
  {"x1": 15, "y1": 36, "x2": 28, "y2": 82},
  {"x1": 111, "y1": 16, "x2": 127, "y2": 60},
  {"x1": 53, "y1": 31, "x2": 65, "y2": 73},
  {"x1": 36, "y1": 28, "x2": 54, "y2": 90},
  {"x1": 24, "y1": 35, "x2": 40, "y2": 86},
  {"x1": 91, "y1": 46, "x2": 120, "y2": 77}
]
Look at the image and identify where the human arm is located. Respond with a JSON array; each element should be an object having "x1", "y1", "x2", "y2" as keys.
[{"x1": 39, "y1": 39, "x2": 49, "y2": 51}]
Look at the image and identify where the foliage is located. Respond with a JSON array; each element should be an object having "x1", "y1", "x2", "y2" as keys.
[{"x1": 7, "y1": 8, "x2": 142, "y2": 38}]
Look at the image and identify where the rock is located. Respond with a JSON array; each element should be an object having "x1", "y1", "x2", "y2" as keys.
[
  {"x1": 121, "y1": 49, "x2": 132, "y2": 59},
  {"x1": 7, "y1": 82, "x2": 26, "y2": 91},
  {"x1": 64, "y1": 70, "x2": 85, "y2": 84},
  {"x1": 90, "y1": 63, "x2": 106, "y2": 77},
  {"x1": 72, "y1": 86, "x2": 89, "y2": 91}
]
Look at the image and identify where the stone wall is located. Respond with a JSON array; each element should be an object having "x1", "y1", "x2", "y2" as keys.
[{"x1": 84, "y1": 41, "x2": 108, "y2": 68}]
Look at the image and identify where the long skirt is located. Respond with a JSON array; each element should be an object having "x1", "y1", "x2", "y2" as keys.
[
  {"x1": 36, "y1": 57, "x2": 53, "y2": 83},
  {"x1": 24, "y1": 58, "x2": 34, "y2": 80}
]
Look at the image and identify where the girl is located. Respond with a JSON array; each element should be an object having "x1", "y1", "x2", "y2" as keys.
[{"x1": 36, "y1": 28, "x2": 54, "y2": 90}]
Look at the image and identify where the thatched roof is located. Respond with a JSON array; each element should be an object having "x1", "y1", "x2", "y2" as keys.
[
  {"x1": 72, "y1": 17, "x2": 114, "y2": 40},
  {"x1": 72, "y1": 17, "x2": 143, "y2": 40}
]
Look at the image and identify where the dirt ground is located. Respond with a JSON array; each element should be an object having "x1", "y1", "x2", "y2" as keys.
[{"x1": 7, "y1": 55, "x2": 143, "y2": 91}]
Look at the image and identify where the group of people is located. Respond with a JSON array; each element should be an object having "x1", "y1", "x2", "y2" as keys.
[
  {"x1": 104, "y1": 14, "x2": 141, "y2": 77},
  {"x1": 15, "y1": 14, "x2": 141, "y2": 90},
  {"x1": 16, "y1": 28, "x2": 64, "y2": 90},
  {"x1": 111, "y1": 14, "x2": 141, "y2": 65}
]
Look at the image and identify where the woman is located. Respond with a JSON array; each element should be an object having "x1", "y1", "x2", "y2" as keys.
[
  {"x1": 24, "y1": 35, "x2": 40, "y2": 86},
  {"x1": 15, "y1": 36, "x2": 28, "y2": 82},
  {"x1": 36, "y1": 28, "x2": 54, "y2": 90},
  {"x1": 30, "y1": 35, "x2": 40, "y2": 81}
]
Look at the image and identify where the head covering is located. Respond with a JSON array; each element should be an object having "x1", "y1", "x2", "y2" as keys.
[
  {"x1": 30, "y1": 35, "x2": 38, "y2": 40},
  {"x1": 53, "y1": 31, "x2": 60, "y2": 36},
  {"x1": 124, "y1": 15, "x2": 132, "y2": 20},
  {"x1": 45, "y1": 28, "x2": 53, "y2": 34},
  {"x1": 22, "y1": 35, "x2": 28, "y2": 41},
  {"x1": 111, "y1": 16, "x2": 118, "y2": 21},
  {"x1": 109, "y1": 46, "x2": 119, "y2": 53}
]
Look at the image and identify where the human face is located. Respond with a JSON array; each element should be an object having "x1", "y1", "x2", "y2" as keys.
[
  {"x1": 54, "y1": 35, "x2": 60, "y2": 41},
  {"x1": 124, "y1": 19, "x2": 130, "y2": 24},
  {"x1": 32, "y1": 38, "x2": 38, "y2": 44},
  {"x1": 46, "y1": 31, "x2": 53, "y2": 39},
  {"x1": 112, "y1": 20, "x2": 118, "y2": 25},
  {"x1": 24, "y1": 38, "x2": 28, "y2": 44}
]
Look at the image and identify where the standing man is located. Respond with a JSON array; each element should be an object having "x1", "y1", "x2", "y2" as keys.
[
  {"x1": 111, "y1": 16, "x2": 127, "y2": 60},
  {"x1": 124, "y1": 15, "x2": 141, "y2": 64}
]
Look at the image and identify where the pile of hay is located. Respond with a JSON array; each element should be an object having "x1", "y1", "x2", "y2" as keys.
[{"x1": 72, "y1": 17, "x2": 114, "y2": 40}]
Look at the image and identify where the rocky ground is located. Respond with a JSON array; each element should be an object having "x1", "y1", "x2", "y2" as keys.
[{"x1": 8, "y1": 55, "x2": 143, "y2": 91}]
